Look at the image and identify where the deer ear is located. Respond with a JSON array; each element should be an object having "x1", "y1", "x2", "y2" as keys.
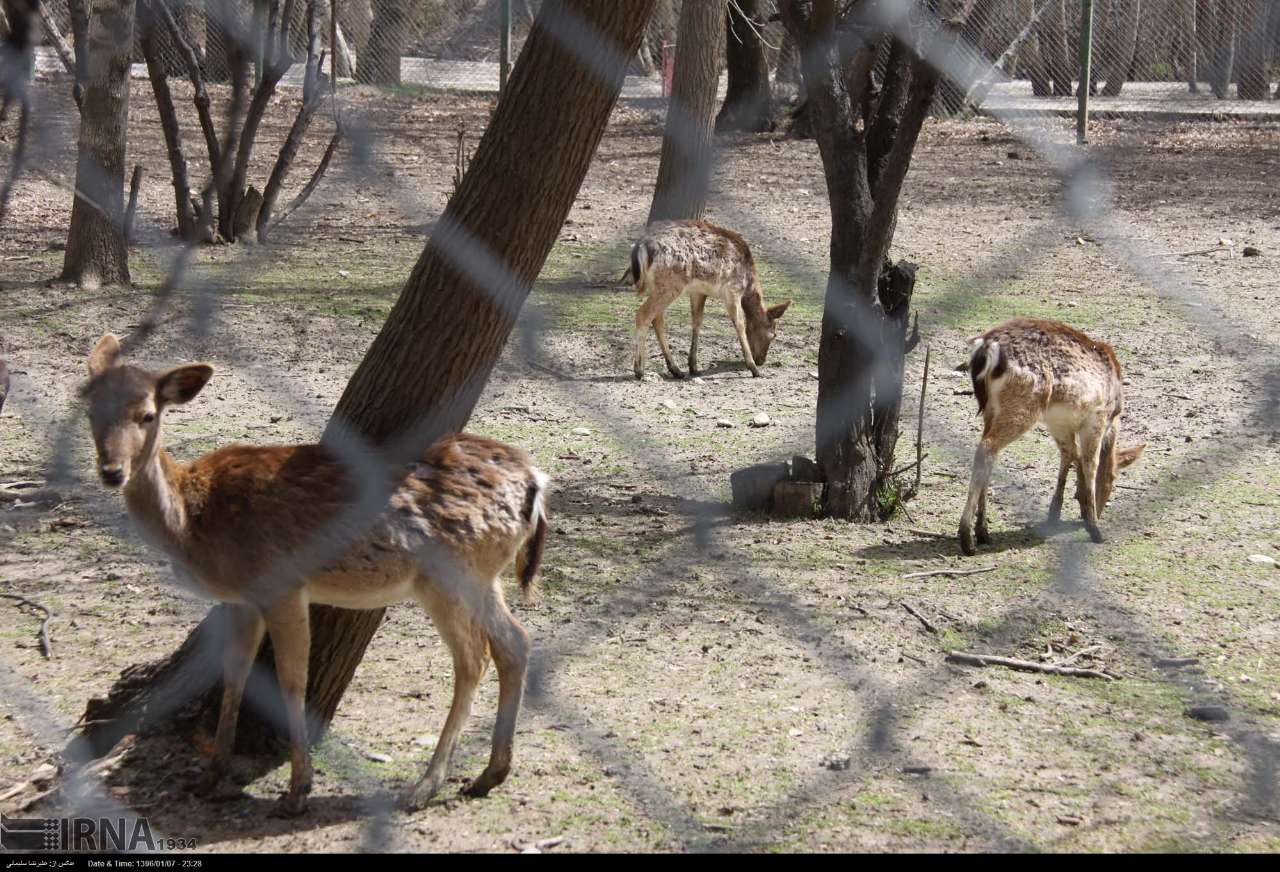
[
  {"x1": 1116, "y1": 443, "x2": 1145, "y2": 469},
  {"x1": 767, "y1": 300, "x2": 792, "y2": 322},
  {"x1": 88, "y1": 335, "x2": 122, "y2": 377},
  {"x1": 156, "y1": 364, "x2": 214, "y2": 406}
]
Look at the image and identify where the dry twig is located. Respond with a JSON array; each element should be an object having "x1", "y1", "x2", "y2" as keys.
[
  {"x1": 903, "y1": 565, "x2": 997, "y2": 580},
  {"x1": 901, "y1": 601, "x2": 939, "y2": 634},
  {"x1": 946, "y1": 651, "x2": 1118, "y2": 680},
  {"x1": 0, "y1": 592, "x2": 51, "y2": 658}
]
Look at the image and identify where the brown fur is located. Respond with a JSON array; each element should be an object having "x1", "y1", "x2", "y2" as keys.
[
  {"x1": 628, "y1": 220, "x2": 791, "y2": 379},
  {"x1": 959, "y1": 319, "x2": 1144, "y2": 555},
  {"x1": 83, "y1": 335, "x2": 549, "y2": 814}
]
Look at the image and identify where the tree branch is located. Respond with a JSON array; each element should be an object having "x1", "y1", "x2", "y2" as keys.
[
  {"x1": 267, "y1": 127, "x2": 342, "y2": 233},
  {"x1": 149, "y1": 0, "x2": 222, "y2": 179},
  {"x1": 34, "y1": 0, "x2": 75, "y2": 79},
  {"x1": 138, "y1": 2, "x2": 195, "y2": 237},
  {"x1": 0, "y1": 95, "x2": 29, "y2": 228}
]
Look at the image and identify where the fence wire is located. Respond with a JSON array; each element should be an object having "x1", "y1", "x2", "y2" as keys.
[{"x1": 0, "y1": 0, "x2": 1278, "y2": 855}]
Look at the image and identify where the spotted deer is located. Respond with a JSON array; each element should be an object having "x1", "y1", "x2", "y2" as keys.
[
  {"x1": 626, "y1": 220, "x2": 790, "y2": 380},
  {"x1": 82, "y1": 335, "x2": 549, "y2": 815},
  {"x1": 958, "y1": 318, "x2": 1145, "y2": 555}
]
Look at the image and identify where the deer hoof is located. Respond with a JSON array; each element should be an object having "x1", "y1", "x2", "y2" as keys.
[
  {"x1": 1087, "y1": 525, "x2": 1105, "y2": 544},
  {"x1": 975, "y1": 524, "x2": 991, "y2": 546},
  {"x1": 462, "y1": 766, "x2": 508, "y2": 798},
  {"x1": 959, "y1": 526, "x2": 977, "y2": 556},
  {"x1": 270, "y1": 792, "x2": 309, "y2": 818}
]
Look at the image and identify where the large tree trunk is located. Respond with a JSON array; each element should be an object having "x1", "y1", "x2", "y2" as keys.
[
  {"x1": 1209, "y1": 0, "x2": 1241, "y2": 98},
  {"x1": 932, "y1": 0, "x2": 997, "y2": 115},
  {"x1": 649, "y1": 0, "x2": 725, "y2": 223},
  {"x1": 782, "y1": 0, "x2": 938, "y2": 521},
  {"x1": 62, "y1": 0, "x2": 135, "y2": 287},
  {"x1": 356, "y1": 0, "x2": 408, "y2": 84},
  {"x1": 1040, "y1": 0, "x2": 1072, "y2": 97},
  {"x1": 715, "y1": 0, "x2": 772, "y2": 132},
  {"x1": 1098, "y1": 0, "x2": 1140, "y2": 97},
  {"x1": 74, "y1": 0, "x2": 657, "y2": 760},
  {"x1": 1236, "y1": 0, "x2": 1273, "y2": 99}
]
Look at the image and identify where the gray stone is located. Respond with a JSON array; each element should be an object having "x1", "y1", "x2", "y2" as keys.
[
  {"x1": 772, "y1": 481, "x2": 823, "y2": 518},
  {"x1": 730, "y1": 462, "x2": 789, "y2": 511},
  {"x1": 790, "y1": 455, "x2": 823, "y2": 482}
]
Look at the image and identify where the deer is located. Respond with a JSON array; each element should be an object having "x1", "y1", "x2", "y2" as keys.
[
  {"x1": 81, "y1": 335, "x2": 549, "y2": 816},
  {"x1": 958, "y1": 318, "x2": 1145, "y2": 556},
  {"x1": 626, "y1": 220, "x2": 790, "y2": 380}
]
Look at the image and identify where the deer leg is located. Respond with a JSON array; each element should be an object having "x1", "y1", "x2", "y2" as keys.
[
  {"x1": 975, "y1": 486, "x2": 991, "y2": 545},
  {"x1": 634, "y1": 295, "x2": 666, "y2": 380},
  {"x1": 653, "y1": 311, "x2": 686, "y2": 380},
  {"x1": 463, "y1": 584, "x2": 530, "y2": 798},
  {"x1": 263, "y1": 592, "x2": 313, "y2": 817},
  {"x1": 688, "y1": 293, "x2": 707, "y2": 375},
  {"x1": 1076, "y1": 422, "x2": 1106, "y2": 544},
  {"x1": 1048, "y1": 438, "x2": 1075, "y2": 525},
  {"x1": 959, "y1": 438, "x2": 996, "y2": 556},
  {"x1": 196, "y1": 605, "x2": 265, "y2": 796},
  {"x1": 407, "y1": 588, "x2": 489, "y2": 809},
  {"x1": 725, "y1": 297, "x2": 761, "y2": 377}
]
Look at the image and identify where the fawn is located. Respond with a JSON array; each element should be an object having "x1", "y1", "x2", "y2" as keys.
[
  {"x1": 82, "y1": 335, "x2": 549, "y2": 815},
  {"x1": 626, "y1": 220, "x2": 790, "y2": 380},
  {"x1": 959, "y1": 318, "x2": 1145, "y2": 555}
]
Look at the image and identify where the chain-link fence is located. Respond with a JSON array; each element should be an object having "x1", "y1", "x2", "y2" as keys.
[{"x1": 1, "y1": 0, "x2": 1278, "y2": 854}]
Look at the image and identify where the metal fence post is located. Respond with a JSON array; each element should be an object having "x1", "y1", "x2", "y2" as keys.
[
  {"x1": 1077, "y1": 0, "x2": 1095, "y2": 144},
  {"x1": 499, "y1": 0, "x2": 512, "y2": 92}
]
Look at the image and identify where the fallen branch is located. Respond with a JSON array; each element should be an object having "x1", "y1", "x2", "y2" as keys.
[
  {"x1": 1, "y1": 592, "x2": 52, "y2": 658},
  {"x1": 903, "y1": 565, "x2": 996, "y2": 580},
  {"x1": 901, "y1": 601, "x2": 938, "y2": 634},
  {"x1": 1178, "y1": 246, "x2": 1228, "y2": 258},
  {"x1": 945, "y1": 651, "x2": 1118, "y2": 680},
  {"x1": 913, "y1": 344, "x2": 929, "y2": 495},
  {"x1": 1057, "y1": 644, "x2": 1103, "y2": 667}
]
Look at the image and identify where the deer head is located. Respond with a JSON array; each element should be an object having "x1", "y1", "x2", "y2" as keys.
[{"x1": 82, "y1": 335, "x2": 213, "y2": 488}]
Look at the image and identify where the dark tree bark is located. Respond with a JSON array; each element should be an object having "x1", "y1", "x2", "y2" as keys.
[
  {"x1": 649, "y1": 0, "x2": 725, "y2": 223},
  {"x1": 716, "y1": 0, "x2": 772, "y2": 132},
  {"x1": 139, "y1": 0, "x2": 196, "y2": 238},
  {"x1": 75, "y1": 0, "x2": 658, "y2": 759},
  {"x1": 1098, "y1": 0, "x2": 1140, "y2": 97},
  {"x1": 1209, "y1": 0, "x2": 1241, "y2": 98},
  {"x1": 356, "y1": 0, "x2": 408, "y2": 84},
  {"x1": 781, "y1": 0, "x2": 937, "y2": 520},
  {"x1": 932, "y1": 0, "x2": 996, "y2": 115},
  {"x1": 62, "y1": 0, "x2": 135, "y2": 287},
  {"x1": 1236, "y1": 0, "x2": 1273, "y2": 99},
  {"x1": 1039, "y1": 0, "x2": 1072, "y2": 97},
  {"x1": 636, "y1": 0, "x2": 677, "y2": 75}
]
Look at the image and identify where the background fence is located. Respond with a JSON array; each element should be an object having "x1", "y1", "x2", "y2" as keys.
[{"x1": 1, "y1": 0, "x2": 1278, "y2": 854}]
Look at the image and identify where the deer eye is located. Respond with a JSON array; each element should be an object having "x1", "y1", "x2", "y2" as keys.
[{"x1": 141, "y1": 412, "x2": 156, "y2": 424}]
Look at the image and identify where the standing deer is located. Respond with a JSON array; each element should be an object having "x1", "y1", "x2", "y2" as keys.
[
  {"x1": 958, "y1": 319, "x2": 1144, "y2": 555},
  {"x1": 626, "y1": 220, "x2": 790, "y2": 380},
  {"x1": 82, "y1": 335, "x2": 549, "y2": 814}
]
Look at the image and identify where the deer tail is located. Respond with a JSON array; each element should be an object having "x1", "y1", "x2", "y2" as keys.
[
  {"x1": 968, "y1": 337, "x2": 1005, "y2": 415},
  {"x1": 517, "y1": 469, "x2": 550, "y2": 599}
]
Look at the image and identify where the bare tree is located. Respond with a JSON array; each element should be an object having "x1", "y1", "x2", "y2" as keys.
[
  {"x1": 1236, "y1": 0, "x2": 1274, "y2": 99},
  {"x1": 1208, "y1": 0, "x2": 1241, "y2": 99},
  {"x1": 780, "y1": 0, "x2": 938, "y2": 520},
  {"x1": 62, "y1": 0, "x2": 136, "y2": 287},
  {"x1": 357, "y1": 0, "x2": 409, "y2": 84},
  {"x1": 75, "y1": 0, "x2": 659, "y2": 760},
  {"x1": 716, "y1": 0, "x2": 773, "y2": 132},
  {"x1": 650, "y1": 0, "x2": 726, "y2": 223},
  {"x1": 1097, "y1": 0, "x2": 1140, "y2": 97}
]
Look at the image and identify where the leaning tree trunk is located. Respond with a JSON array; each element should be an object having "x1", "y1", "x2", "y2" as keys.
[
  {"x1": 932, "y1": 0, "x2": 996, "y2": 115},
  {"x1": 715, "y1": 0, "x2": 772, "y2": 132},
  {"x1": 62, "y1": 0, "x2": 135, "y2": 287},
  {"x1": 649, "y1": 0, "x2": 725, "y2": 223},
  {"x1": 357, "y1": 0, "x2": 408, "y2": 84},
  {"x1": 74, "y1": 0, "x2": 658, "y2": 760},
  {"x1": 1098, "y1": 0, "x2": 1140, "y2": 97},
  {"x1": 782, "y1": 0, "x2": 938, "y2": 520},
  {"x1": 1235, "y1": 0, "x2": 1273, "y2": 99}
]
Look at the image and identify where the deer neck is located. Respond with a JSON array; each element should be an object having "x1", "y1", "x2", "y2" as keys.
[{"x1": 123, "y1": 434, "x2": 188, "y2": 552}]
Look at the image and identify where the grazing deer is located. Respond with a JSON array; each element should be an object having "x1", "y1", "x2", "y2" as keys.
[
  {"x1": 958, "y1": 318, "x2": 1144, "y2": 555},
  {"x1": 82, "y1": 335, "x2": 549, "y2": 815},
  {"x1": 626, "y1": 220, "x2": 790, "y2": 380}
]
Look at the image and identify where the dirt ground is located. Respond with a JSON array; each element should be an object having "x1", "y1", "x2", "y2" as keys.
[{"x1": 1, "y1": 78, "x2": 1278, "y2": 853}]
